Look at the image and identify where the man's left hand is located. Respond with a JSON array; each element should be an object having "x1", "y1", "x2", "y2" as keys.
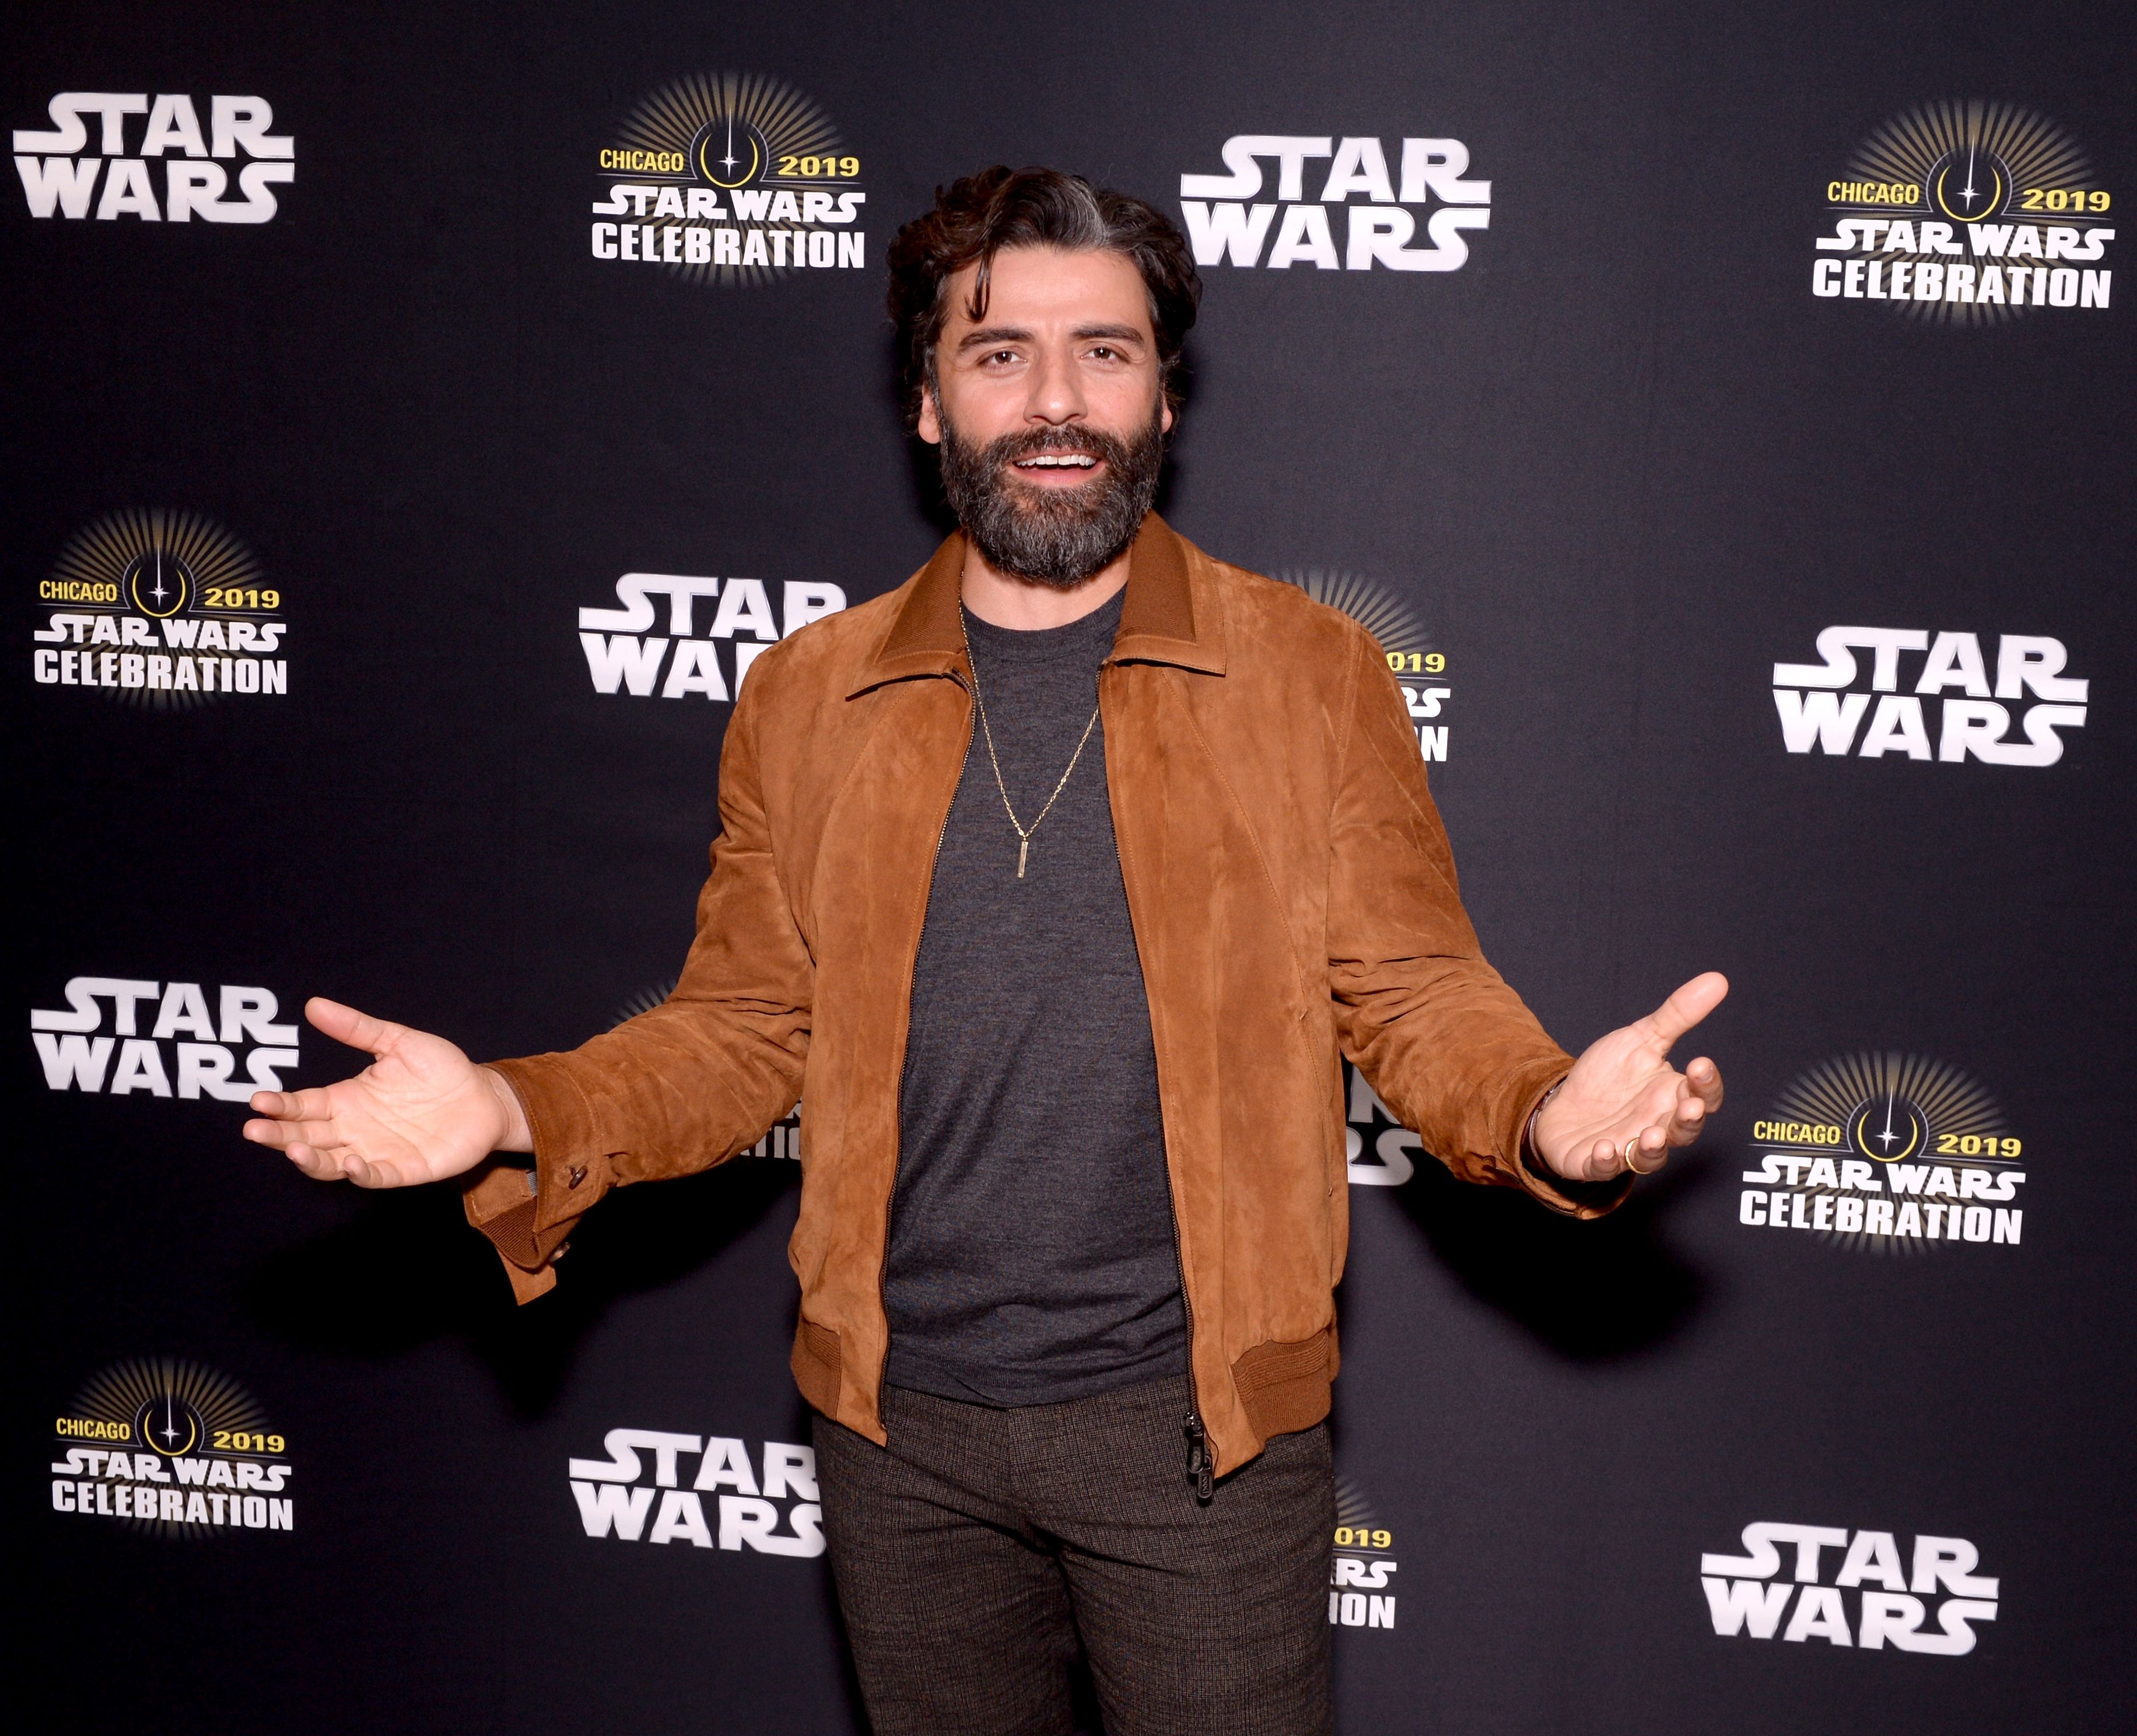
[{"x1": 1531, "y1": 972, "x2": 1728, "y2": 1184}]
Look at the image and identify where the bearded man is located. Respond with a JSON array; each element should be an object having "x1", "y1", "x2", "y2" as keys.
[{"x1": 245, "y1": 166, "x2": 1726, "y2": 1735}]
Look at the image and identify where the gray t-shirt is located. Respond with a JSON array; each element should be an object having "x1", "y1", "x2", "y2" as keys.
[{"x1": 882, "y1": 587, "x2": 1189, "y2": 1406}]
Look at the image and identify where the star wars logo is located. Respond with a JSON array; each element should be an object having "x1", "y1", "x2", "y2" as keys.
[
  {"x1": 31, "y1": 977, "x2": 300, "y2": 1101},
  {"x1": 1180, "y1": 136, "x2": 1489, "y2": 272},
  {"x1": 49, "y1": 1359, "x2": 295, "y2": 1538},
  {"x1": 1810, "y1": 102, "x2": 2111, "y2": 324},
  {"x1": 579, "y1": 572, "x2": 845, "y2": 702},
  {"x1": 13, "y1": 92, "x2": 293, "y2": 223},
  {"x1": 1702, "y1": 1521, "x2": 1996, "y2": 1655},
  {"x1": 1740, "y1": 1054, "x2": 2026, "y2": 1253},
  {"x1": 1772, "y1": 628, "x2": 2086, "y2": 766},
  {"x1": 589, "y1": 72, "x2": 867, "y2": 284},
  {"x1": 567, "y1": 1429, "x2": 824, "y2": 1558},
  {"x1": 1344, "y1": 1066, "x2": 1423, "y2": 1187}
]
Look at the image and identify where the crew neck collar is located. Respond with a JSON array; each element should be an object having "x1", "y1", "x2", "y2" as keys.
[{"x1": 961, "y1": 586, "x2": 1126, "y2": 664}]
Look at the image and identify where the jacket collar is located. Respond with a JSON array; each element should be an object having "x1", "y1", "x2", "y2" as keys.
[{"x1": 848, "y1": 512, "x2": 1228, "y2": 698}]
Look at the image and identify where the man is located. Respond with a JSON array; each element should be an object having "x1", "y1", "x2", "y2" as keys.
[{"x1": 246, "y1": 167, "x2": 1725, "y2": 1734}]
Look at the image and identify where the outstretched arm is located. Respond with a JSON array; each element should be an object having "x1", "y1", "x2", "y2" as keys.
[
  {"x1": 1327, "y1": 629, "x2": 1723, "y2": 1211},
  {"x1": 244, "y1": 662, "x2": 814, "y2": 1296}
]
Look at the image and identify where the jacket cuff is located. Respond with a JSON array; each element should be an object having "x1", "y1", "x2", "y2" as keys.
[
  {"x1": 457, "y1": 1057, "x2": 619, "y2": 1302},
  {"x1": 1507, "y1": 1065, "x2": 1633, "y2": 1219}
]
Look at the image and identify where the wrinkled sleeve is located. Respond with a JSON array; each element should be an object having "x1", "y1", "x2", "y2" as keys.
[
  {"x1": 1326, "y1": 629, "x2": 1621, "y2": 1217},
  {"x1": 461, "y1": 666, "x2": 814, "y2": 1298}
]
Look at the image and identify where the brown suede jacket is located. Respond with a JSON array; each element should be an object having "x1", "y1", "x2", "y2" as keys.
[{"x1": 463, "y1": 514, "x2": 1614, "y2": 1476}]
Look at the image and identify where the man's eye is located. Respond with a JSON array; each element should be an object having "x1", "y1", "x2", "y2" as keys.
[
  {"x1": 1089, "y1": 346, "x2": 1116, "y2": 360},
  {"x1": 985, "y1": 350, "x2": 1018, "y2": 365}
]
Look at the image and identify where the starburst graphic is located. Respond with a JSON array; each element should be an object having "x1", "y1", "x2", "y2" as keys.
[
  {"x1": 1333, "y1": 1474, "x2": 1380, "y2": 1535},
  {"x1": 1772, "y1": 1052, "x2": 2007, "y2": 1151},
  {"x1": 1849, "y1": 102, "x2": 2090, "y2": 220},
  {"x1": 611, "y1": 979, "x2": 678, "y2": 1027},
  {"x1": 1275, "y1": 569, "x2": 1432, "y2": 663}
]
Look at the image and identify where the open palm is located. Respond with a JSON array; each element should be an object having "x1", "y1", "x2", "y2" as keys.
[
  {"x1": 243, "y1": 998, "x2": 524, "y2": 1187},
  {"x1": 1532, "y1": 972, "x2": 1728, "y2": 1182}
]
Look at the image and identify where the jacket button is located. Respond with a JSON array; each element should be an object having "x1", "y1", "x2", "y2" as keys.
[
  {"x1": 567, "y1": 1165, "x2": 587, "y2": 1188},
  {"x1": 553, "y1": 1241, "x2": 571, "y2": 1261}
]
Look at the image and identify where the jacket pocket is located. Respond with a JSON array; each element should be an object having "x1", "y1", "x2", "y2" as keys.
[
  {"x1": 1232, "y1": 1325, "x2": 1338, "y2": 1444},
  {"x1": 790, "y1": 1317, "x2": 842, "y2": 1417}
]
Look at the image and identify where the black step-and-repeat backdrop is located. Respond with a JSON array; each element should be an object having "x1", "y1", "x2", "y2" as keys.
[{"x1": 10, "y1": 2, "x2": 2134, "y2": 1730}]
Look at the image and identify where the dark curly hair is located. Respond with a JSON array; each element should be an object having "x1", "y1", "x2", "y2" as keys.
[{"x1": 885, "y1": 166, "x2": 1201, "y2": 429}]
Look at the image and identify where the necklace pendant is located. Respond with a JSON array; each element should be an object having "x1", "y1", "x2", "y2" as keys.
[{"x1": 1017, "y1": 839, "x2": 1028, "y2": 879}]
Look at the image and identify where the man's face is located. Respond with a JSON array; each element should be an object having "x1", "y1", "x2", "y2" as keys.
[{"x1": 919, "y1": 246, "x2": 1173, "y2": 587}]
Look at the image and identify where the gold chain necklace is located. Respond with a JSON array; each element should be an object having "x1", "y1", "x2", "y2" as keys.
[{"x1": 959, "y1": 608, "x2": 1102, "y2": 879}]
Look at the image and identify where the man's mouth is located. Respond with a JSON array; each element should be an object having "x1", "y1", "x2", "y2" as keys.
[{"x1": 1011, "y1": 452, "x2": 1100, "y2": 473}]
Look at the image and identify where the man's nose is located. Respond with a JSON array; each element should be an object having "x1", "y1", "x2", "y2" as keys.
[{"x1": 1023, "y1": 346, "x2": 1087, "y2": 425}]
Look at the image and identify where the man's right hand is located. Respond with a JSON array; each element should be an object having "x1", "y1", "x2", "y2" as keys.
[{"x1": 243, "y1": 998, "x2": 533, "y2": 1187}]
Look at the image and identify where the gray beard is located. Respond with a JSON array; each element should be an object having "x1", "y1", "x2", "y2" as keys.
[{"x1": 937, "y1": 408, "x2": 1165, "y2": 588}]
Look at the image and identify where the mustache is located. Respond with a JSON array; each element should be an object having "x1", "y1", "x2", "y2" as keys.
[{"x1": 981, "y1": 424, "x2": 1133, "y2": 472}]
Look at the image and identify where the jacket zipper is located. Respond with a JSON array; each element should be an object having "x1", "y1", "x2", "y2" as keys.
[
  {"x1": 1101, "y1": 660, "x2": 1213, "y2": 1504},
  {"x1": 1166, "y1": 1171, "x2": 1213, "y2": 1504},
  {"x1": 877, "y1": 671, "x2": 976, "y2": 1411}
]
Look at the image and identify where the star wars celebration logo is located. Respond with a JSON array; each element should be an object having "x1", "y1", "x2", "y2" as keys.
[
  {"x1": 13, "y1": 92, "x2": 294, "y2": 223},
  {"x1": 31, "y1": 510, "x2": 289, "y2": 706},
  {"x1": 1812, "y1": 102, "x2": 2113, "y2": 321},
  {"x1": 590, "y1": 72, "x2": 867, "y2": 283},
  {"x1": 31, "y1": 974, "x2": 300, "y2": 1101},
  {"x1": 614, "y1": 982, "x2": 801, "y2": 1160},
  {"x1": 1771, "y1": 626, "x2": 2086, "y2": 767},
  {"x1": 50, "y1": 1359, "x2": 295, "y2": 1536},
  {"x1": 1329, "y1": 1474, "x2": 1400, "y2": 1632},
  {"x1": 1739, "y1": 1054, "x2": 2026, "y2": 1252},
  {"x1": 1180, "y1": 135, "x2": 1490, "y2": 272},
  {"x1": 1278, "y1": 569, "x2": 1449, "y2": 764},
  {"x1": 578, "y1": 570, "x2": 846, "y2": 702},
  {"x1": 567, "y1": 1427, "x2": 824, "y2": 1558},
  {"x1": 1702, "y1": 1521, "x2": 1996, "y2": 1656}
]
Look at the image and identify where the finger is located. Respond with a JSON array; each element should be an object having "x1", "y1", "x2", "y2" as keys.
[
  {"x1": 245, "y1": 1116, "x2": 344, "y2": 1153},
  {"x1": 1665, "y1": 1091, "x2": 1709, "y2": 1146},
  {"x1": 1587, "y1": 1135, "x2": 1625, "y2": 1183},
  {"x1": 1683, "y1": 1056, "x2": 1725, "y2": 1111},
  {"x1": 343, "y1": 1152, "x2": 415, "y2": 1189},
  {"x1": 1638, "y1": 1119, "x2": 1673, "y2": 1166},
  {"x1": 1637, "y1": 971, "x2": 1730, "y2": 1049},
  {"x1": 305, "y1": 997, "x2": 409, "y2": 1059},
  {"x1": 247, "y1": 1086, "x2": 338, "y2": 1123},
  {"x1": 282, "y1": 1141, "x2": 345, "y2": 1181}
]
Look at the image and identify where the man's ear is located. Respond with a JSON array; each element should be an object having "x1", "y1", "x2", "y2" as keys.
[
  {"x1": 1160, "y1": 397, "x2": 1174, "y2": 437},
  {"x1": 916, "y1": 383, "x2": 942, "y2": 446}
]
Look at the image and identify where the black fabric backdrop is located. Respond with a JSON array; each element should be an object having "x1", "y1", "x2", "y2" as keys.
[{"x1": 9, "y1": 2, "x2": 2133, "y2": 1731}]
